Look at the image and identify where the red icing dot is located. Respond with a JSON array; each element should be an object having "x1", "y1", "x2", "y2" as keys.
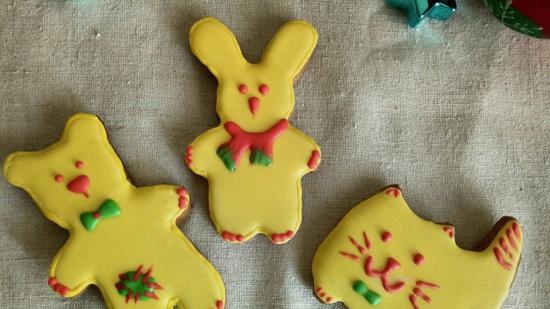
[
  {"x1": 54, "y1": 174, "x2": 64, "y2": 182},
  {"x1": 75, "y1": 161, "x2": 84, "y2": 169},
  {"x1": 93, "y1": 212, "x2": 101, "y2": 219},
  {"x1": 238, "y1": 84, "x2": 248, "y2": 94},
  {"x1": 381, "y1": 231, "x2": 392, "y2": 242},
  {"x1": 259, "y1": 84, "x2": 269, "y2": 95},
  {"x1": 413, "y1": 253, "x2": 425, "y2": 265}
]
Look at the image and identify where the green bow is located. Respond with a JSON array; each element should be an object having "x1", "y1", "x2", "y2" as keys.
[
  {"x1": 80, "y1": 199, "x2": 121, "y2": 231},
  {"x1": 353, "y1": 280, "x2": 381, "y2": 305}
]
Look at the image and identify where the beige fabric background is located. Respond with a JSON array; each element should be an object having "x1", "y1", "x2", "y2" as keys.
[{"x1": 0, "y1": 1, "x2": 548, "y2": 308}]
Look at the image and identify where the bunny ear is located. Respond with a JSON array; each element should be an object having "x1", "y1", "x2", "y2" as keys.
[
  {"x1": 189, "y1": 17, "x2": 248, "y2": 78},
  {"x1": 261, "y1": 20, "x2": 318, "y2": 80}
]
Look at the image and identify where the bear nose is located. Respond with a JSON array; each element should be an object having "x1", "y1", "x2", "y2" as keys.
[
  {"x1": 67, "y1": 175, "x2": 90, "y2": 198},
  {"x1": 248, "y1": 97, "x2": 260, "y2": 115}
]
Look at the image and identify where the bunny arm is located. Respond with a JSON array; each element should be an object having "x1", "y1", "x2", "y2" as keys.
[
  {"x1": 281, "y1": 126, "x2": 321, "y2": 174},
  {"x1": 48, "y1": 236, "x2": 94, "y2": 297},
  {"x1": 134, "y1": 185, "x2": 190, "y2": 222},
  {"x1": 185, "y1": 126, "x2": 229, "y2": 176}
]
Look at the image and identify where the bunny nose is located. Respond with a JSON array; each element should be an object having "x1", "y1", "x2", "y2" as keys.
[
  {"x1": 67, "y1": 175, "x2": 90, "y2": 198},
  {"x1": 248, "y1": 97, "x2": 260, "y2": 115}
]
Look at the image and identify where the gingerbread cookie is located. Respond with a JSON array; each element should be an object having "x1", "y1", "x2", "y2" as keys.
[
  {"x1": 313, "y1": 186, "x2": 522, "y2": 309},
  {"x1": 3, "y1": 113, "x2": 225, "y2": 309},
  {"x1": 186, "y1": 17, "x2": 321, "y2": 244}
]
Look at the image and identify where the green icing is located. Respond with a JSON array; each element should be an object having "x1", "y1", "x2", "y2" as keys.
[
  {"x1": 79, "y1": 199, "x2": 121, "y2": 231},
  {"x1": 353, "y1": 280, "x2": 382, "y2": 305},
  {"x1": 217, "y1": 147, "x2": 237, "y2": 172},
  {"x1": 250, "y1": 150, "x2": 272, "y2": 167},
  {"x1": 117, "y1": 271, "x2": 154, "y2": 300}
]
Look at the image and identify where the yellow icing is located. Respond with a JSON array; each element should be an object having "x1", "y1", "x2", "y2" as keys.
[
  {"x1": 187, "y1": 17, "x2": 321, "y2": 243},
  {"x1": 3, "y1": 113, "x2": 225, "y2": 309},
  {"x1": 312, "y1": 187, "x2": 522, "y2": 309}
]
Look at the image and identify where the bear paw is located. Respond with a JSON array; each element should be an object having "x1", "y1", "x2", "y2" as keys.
[{"x1": 48, "y1": 277, "x2": 69, "y2": 296}]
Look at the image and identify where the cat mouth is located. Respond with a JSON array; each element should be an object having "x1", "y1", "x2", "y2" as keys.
[{"x1": 363, "y1": 256, "x2": 405, "y2": 293}]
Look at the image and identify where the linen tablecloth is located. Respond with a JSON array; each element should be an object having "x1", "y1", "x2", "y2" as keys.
[{"x1": 1, "y1": 1, "x2": 548, "y2": 308}]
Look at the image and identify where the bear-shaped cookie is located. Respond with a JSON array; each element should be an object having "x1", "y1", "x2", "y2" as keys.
[
  {"x1": 186, "y1": 17, "x2": 321, "y2": 244},
  {"x1": 3, "y1": 113, "x2": 225, "y2": 309},
  {"x1": 313, "y1": 186, "x2": 522, "y2": 309}
]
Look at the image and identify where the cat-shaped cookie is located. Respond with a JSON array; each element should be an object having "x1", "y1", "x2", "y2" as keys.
[
  {"x1": 3, "y1": 113, "x2": 225, "y2": 309},
  {"x1": 186, "y1": 17, "x2": 321, "y2": 244},
  {"x1": 313, "y1": 186, "x2": 522, "y2": 309}
]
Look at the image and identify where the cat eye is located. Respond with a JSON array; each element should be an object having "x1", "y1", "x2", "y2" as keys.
[
  {"x1": 238, "y1": 84, "x2": 248, "y2": 94},
  {"x1": 259, "y1": 84, "x2": 269, "y2": 95}
]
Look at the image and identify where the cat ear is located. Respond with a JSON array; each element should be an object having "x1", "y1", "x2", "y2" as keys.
[
  {"x1": 260, "y1": 20, "x2": 318, "y2": 80},
  {"x1": 189, "y1": 17, "x2": 248, "y2": 78}
]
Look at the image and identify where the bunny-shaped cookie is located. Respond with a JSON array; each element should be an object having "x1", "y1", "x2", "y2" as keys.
[
  {"x1": 186, "y1": 17, "x2": 321, "y2": 244},
  {"x1": 3, "y1": 114, "x2": 225, "y2": 309}
]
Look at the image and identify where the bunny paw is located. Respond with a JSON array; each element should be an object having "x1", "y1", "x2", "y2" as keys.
[
  {"x1": 307, "y1": 150, "x2": 321, "y2": 170},
  {"x1": 184, "y1": 146, "x2": 193, "y2": 166},
  {"x1": 271, "y1": 230, "x2": 295, "y2": 244},
  {"x1": 221, "y1": 231, "x2": 244, "y2": 243},
  {"x1": 176, "y1": 187, "x2": 189, "y2": 209}
]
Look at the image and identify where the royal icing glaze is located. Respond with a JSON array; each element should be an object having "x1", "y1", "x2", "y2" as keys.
[
  {"x1": 186, "y1": 17, "x2": 321, "y2": 244},
  {"x1": 3, "y1": 113, "x2": 225, "y2": 309},
  {"x1": 312, "y1": 186, "x2": 522, "y2": 309}
]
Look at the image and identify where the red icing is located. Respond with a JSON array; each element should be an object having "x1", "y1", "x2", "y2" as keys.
[
  {"x1": 413, "y1": 287, "x2": 431, "y2": 302},
  {"x1": 248, "y1": 97, "x2": 260, "y2": 115},
  {"x1": 308, "y1": 150, "x2": 320, "y2": 169},
  {"x1": 75, "y1": 161, "x2": 84, "y2": 169},
  {"x1": 67, "y1": 175, "x2": 90, "y2": 198},
  {"x1": 506, "y1": 228, "x2": 518, "y2": 250},
  {"x1": 493, "y1": 247, "x2": 513, "y2": 270},
  {"x1": 271, "y1": 230, "x2": 294, "y2": 243},
  {"x1": 238, "y1": 84, "x2": 248, "y2": 94},
  {"x1": 177, "y1": 187, "x2": 189, "y2": 209},
  {"x1": 416, "y1": 281, "x2": 439, "y2": 289},
  {"x1": 413, "y1": 253, "x2": 425, "y2": 265},
  {"x1": 443, "y1": 226, "x2": 454, "y2": 238},
  {"x1": 348, "y1": 236, "x2": 366, "y2": 254},
  {"x1": 339, "y1": 251, "x2": 360, "y2": 261},
  {"x1": 499, "y1": 237, "x2": 513, "y2": 258},
  {"x1": 512, "y1": 222, "x2": 521, "y2": 238},
  {"x1": 385, "y1": 188, "x2": 400, "y2": 197},
  {"x1": 363, "y1": 256, "x2": 405, "y2": 292},
  {"x1": 184, "y1": 146, "x2": 193, "y2": 166},
  {"x1": 54, "y1": 174, "x2": 64, "y2": 182},
  {"x1": 48, "y1": 277, "x2": 68, "y2": 296},
  {"x1": 409, "y1": 294, "x2": 420, "y2": 309},
  {"x1": 259, "y1": 84, "x2": 269, "y2": 95},
  {"x1": 381, "y1": 231, "x2": 392, "y2": 242},
  {"x1": 216, "y1": 300, "x2": 224, "y2": 309},
  {"x1": 92, "y1": 212, "x2": 101, "y2": 219},
  {"x1": 221, "y1": 231, "x2": 244, "y2": 243},
  {"x1": 363, "y1": 231, "x2": 372, "y2": 249},
  {"x1": 221, "y1": 120, "x2": 288, "y2": 165}
]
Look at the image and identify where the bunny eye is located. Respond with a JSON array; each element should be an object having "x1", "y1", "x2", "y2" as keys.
[
  {"x1": 259, "y1": 84, "x2": 269, "y2": 95},
  {"x1": 238, "y1": 84, "x2": 248, "y2": 94},
  {"x1": 75, "y1": 160, "x2": 85, "y2": 169}
]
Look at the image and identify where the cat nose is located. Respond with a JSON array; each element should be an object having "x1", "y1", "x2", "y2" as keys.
[
  {"x1": 67, "y1": 175, "x2": 90, "y2": 198},
  {"x1": 248, "y1": 97, "x2": 260, "y2": 115}
]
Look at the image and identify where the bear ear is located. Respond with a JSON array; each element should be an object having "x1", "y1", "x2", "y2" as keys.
[
  {"x1": 189, "y1": 17, "x2": 248, "y2": 78},
  {"x1": 62, "y1": 113, "x2": 108, "y2": 145},
  {"x1": 260, "y1": 20, "x2": 318, "y2": 80},
  {"x1": 3, "y1": 151, "x2": 33, "y2": 187}
]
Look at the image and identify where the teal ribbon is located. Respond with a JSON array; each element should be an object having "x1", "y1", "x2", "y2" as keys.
[
  {"x1": 80, "y1": 199, "x2": 121, "y2": 231},
  {"x1": 353, "y1": 280, "x2": 382, "y2": 305}
]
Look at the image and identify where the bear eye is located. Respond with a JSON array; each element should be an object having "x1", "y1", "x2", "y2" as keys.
[
  {"x1": 75, "y1": 161, "x2": 85, "y2": 169},
  {"x1": 238, "y1": 84, "x2": 248, "y2": 94},
  {"x1": 259, "y1": 84, "x2": 269, "y2": 95},
  {"x1": 54, "y1": 174, "x2": 64, "y2": 182}
]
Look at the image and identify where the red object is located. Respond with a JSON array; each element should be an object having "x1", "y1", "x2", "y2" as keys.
[
  {"x1": 67, "y1": 175, "x2": 90, "y2": 198},
  {"x1": 511, "y1": 0, "x2": 550, "y2": 38},
  {"x1": 248, "y1": 97, "x2": 260, "y2": 115}
]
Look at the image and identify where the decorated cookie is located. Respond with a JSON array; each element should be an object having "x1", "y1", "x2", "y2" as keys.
[
  {"x1": 186, "y1": 17, "x2": 321, "y2": 244},
  {"x1": 3, "y1": 113, "x2": 225, "y2": 309},
  {"x1": 312, "y1": 186, "x2": 522, "y2": 309}
]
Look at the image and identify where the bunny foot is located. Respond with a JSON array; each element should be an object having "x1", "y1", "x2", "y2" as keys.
[
  {"x1": 271, "y1": 230, "x2": 295, "y2": 244},
  {"x1": 221, "y1": 231, "x2": 244, "y2": 243}
]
